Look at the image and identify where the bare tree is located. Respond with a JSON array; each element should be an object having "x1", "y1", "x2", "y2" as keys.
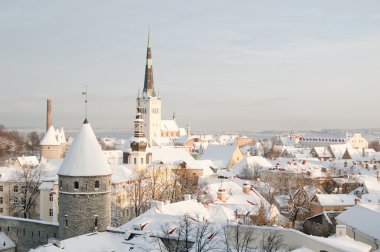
[
  {"x1": 261, "y1": 230, "x2": 283, "y2": 252},
  {"x1": 223, "y1": 224, "x2": 255, "y2": 252},
  {"x1": 111, "y1": 191, "x2": 125, "y2": 227},
  {"x1": 10, "y1": 164, "x2": 42, "y2": 218},
  {"x1": 26, "y1": 131, "x2": 40, "y2": 156},
  {"x1": 288, "y1": 186, "x2": 310, "y2": 228},
  {"x1": 158, "y1": 214, "x2": 195, "y2": 252},
  {"x1": 0, "y1": 126, "x2": 26, "y2": 165},
  {"x1": 192, "y1": 221, "x2": 222, "y2": 252},
  {"x1": 129, "y1": 171, "x2": 151, "y2": 217},
  {"x1": 158, "y1": 214, "x2": 223, "y2": 252}
]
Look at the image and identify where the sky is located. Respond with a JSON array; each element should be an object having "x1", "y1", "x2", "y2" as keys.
[{"x1": 0, "y1": 0, "x2": 379, "y2": 132}]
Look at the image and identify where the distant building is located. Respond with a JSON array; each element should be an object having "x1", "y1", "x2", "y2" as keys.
[
  {"x1": 40, "y1": 126, "x2": 67, "y2": 159},
  {"x1": 347, "y1": 133, "x2": 369, "y2": 149},
  {"x1": 300, "y1": 131, "x2": 351, "y2": 147}
]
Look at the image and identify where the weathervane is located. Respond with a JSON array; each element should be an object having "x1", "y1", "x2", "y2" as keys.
[{"x1": 82, "y1": 85, "x2": 88, "y2": 120}]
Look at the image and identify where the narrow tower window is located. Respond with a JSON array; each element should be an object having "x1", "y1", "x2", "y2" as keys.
[
  {"x1": 94, "y1": 215, "x2": 98, "y2": 228},
  {"x1": 95, "y1": 181, "x2": 99, "y2": 189},
  {"x1": 74, "y1": 181, "x2": 79, "y2": 190}
]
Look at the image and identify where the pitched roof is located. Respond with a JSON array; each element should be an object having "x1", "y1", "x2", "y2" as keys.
[
  {"x1": 200, "y1": 144, "x2": 239, "y2": 168},
  {"x1": 17, "y1": 156, "x2": 39, "y2": 167},
  {"x1": 315, "y1": 194, "x2": 356, "y2": 206},
  {"x1": 58, "y1": 122, "x2": 112, "y2": 177},
  {"x1": 336, "y1": 203, "x2": 380, "y2": 240},
  {"x1": 160, "y1": 120, "x2": 179, "y2": 132},
  {"x1": 40, "y1": 126, "x2": 60, "y2": 146}
]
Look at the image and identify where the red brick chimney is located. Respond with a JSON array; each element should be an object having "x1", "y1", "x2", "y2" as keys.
[{"x1": 46, "y1": 98, "x2": 52, "y2": 132}]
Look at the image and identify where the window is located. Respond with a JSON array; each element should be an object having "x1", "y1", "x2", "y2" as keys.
[
  {"x1": 0, "y1": 197, "x2": 3, "y2": 204},
  {"x1": 49, "y1": 194, "x2": 53, "y2": 202},
  {"x1": 49, "y1": 209, "x2": 53, "y2": 217},
  {"x1": 0, "y1": 208, "x2": 3, "y2": 213},
  {"x1": 60, "y1": 181, "x2": 62, "y2": 189},
  {"x1": 134, "y1": 158, "x2": 137, "y2": 164},
  {"x1": 14, "y1": 186, "x2": 18, "y2": 193},
  {"x1": 65, "y1": 219, "x2": 68, "y2": 227},
  {"x1": 95, "y1": 181, "x2": 99, "y2": 189},
  {"x1": 94, "y1": 216, "x2": 98, "y2": 228},
  {"x1": 0, "y1": 186, "x2": 3, "y2": 192},
  {"x1": 140, "y1": 158, "x2": 143, "y2": 164},
  {"x1": 74, "y1": 182, "x2": 79, "y2": 190}
]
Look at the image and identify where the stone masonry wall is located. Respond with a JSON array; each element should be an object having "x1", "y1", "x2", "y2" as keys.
[
  {"x1": 0, "y1": 216, "x2": 59, "y2": 252},
  {"x1": 58, "y1": 175, "x2": 111, "y2": 240}
]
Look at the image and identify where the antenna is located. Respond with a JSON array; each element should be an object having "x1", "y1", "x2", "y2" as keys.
[{"x1": 82, "y1": 85, "x2": 88, "y2": 120}]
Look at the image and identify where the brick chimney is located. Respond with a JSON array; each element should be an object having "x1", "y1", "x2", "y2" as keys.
[
  {"x1": 354, "y1": 197, "x2": 360, "y2": 205},
  {"x1": 46, "y1": 98, "x2": 52, "y2": 132},
  {"x1": 217, "y1": 186, "x2": 227, "y2": 202},
  {"x1": 335, "y1": 225, "x2": 347, "y2": 237},
  {"x1": 243, "y1": 181, "x2": 251, "y2": 194}
]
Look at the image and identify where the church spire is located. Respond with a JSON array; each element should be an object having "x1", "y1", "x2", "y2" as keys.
[{"x1": 142, "y1": 30, "x2": 156, "y2": 97}]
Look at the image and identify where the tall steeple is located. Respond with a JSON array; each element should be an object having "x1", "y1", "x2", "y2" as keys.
[{"x1": 142, "y1": 30, "x2": 156, "y2": 97}]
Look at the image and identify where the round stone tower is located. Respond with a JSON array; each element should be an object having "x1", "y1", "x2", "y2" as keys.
[{"x1": 58, "y1": 119, "x2": 112, "y2": 240}]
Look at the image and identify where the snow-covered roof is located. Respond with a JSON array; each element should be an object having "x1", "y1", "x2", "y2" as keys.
[
  {"x1": 58, "y1": 122, "x2": 112, "y2": 177},
  {"x1": 38, "y1": 181, "x2": 56, "y2": 190},
  {"x1": 120, "y1": 199, "x2": 237, "y2": 233},
  {"x1": 302, "y1": 131, "x2": 351, "y2": 142},
  {"x1": 315, "y1": 194, "x2": 356, "y2": 206},
  {"x1": 160, "y1": 120, "x2": 179, "y2": 132},
  {"x1": 329, "y1": 144, "x2": 350, "y2": 160},
  {"x1": 111, "y1": 165, "x2": 134, "y2": 184},
  {"x1": 150, "y1": 146, "x2": 214, "y2": 175},
  {"x1": 56, "y1": 127, "x2": 66, "y2": 144},
  {"x1": 203, "y1": 180, "x2": 271, "y2": 216},
  {"x1": 30, "y1": 230, "x2": 163, "y2": 252},
  {"x1": 312, "y1": 147, "x2": 333, "y2": 158},
  {"x1": 337, "y1": 203, "x2": 380, "y2": 241},
  {"x1": 40, "y1": 126, "x2": 60, "y2": 146},
  {"x1": 200, "y1": 144, "x2": 239, "y2": 169},
  {"x1": 230, "y1": 156, "x2": 272, "y2": 176},
  {"x1": 17, "y1": 156, "x2": 39, "y2": 167}
]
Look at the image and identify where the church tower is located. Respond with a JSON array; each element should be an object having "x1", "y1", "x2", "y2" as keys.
[
  {"x1": 123, "y1": 105, "x2": 152, "y2": 171},
  {"x1": 137, "y1": 32, "x2": 162, "y2": 145},
  {"x1": 58, "y1": 119, "x2": 112, "y2": 240}
]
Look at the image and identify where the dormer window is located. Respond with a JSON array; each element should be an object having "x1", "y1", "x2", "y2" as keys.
[{"x1": 74, "y1": 181, "x2": 79, "y2": 190}]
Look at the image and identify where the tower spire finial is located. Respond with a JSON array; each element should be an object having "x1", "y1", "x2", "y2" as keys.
[
  {"x1": 82, "y1": 85, "x2": 88, "y2": 123},
  {"x1": 148, "y1": 25, "x2": 151, "y2": 48}
]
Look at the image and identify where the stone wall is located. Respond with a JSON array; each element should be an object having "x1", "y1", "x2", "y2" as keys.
[
  {"x1": 0, "y1": 216, "x2": 58, "y2": 252},
  {"x1": 58, "y1": 175, "x2": 111, "y2": 240}
]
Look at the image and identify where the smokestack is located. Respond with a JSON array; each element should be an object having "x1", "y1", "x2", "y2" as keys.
[{"x1": 46, "y1": 98, "x2": 52, "y2": 132}]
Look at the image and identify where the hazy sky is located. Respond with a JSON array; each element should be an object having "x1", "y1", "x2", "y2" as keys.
[{"x1": 0, "y1": 1, "x2": 379, "y2": 132}]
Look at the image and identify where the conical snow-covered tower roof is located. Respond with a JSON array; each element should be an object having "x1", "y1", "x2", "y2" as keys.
[
  {"x1": 40, "y1": 125, "x2": 60, "y2": 146},
  {"x1": 58, "y1": 120, "x2": 111, "y2": 177}
]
